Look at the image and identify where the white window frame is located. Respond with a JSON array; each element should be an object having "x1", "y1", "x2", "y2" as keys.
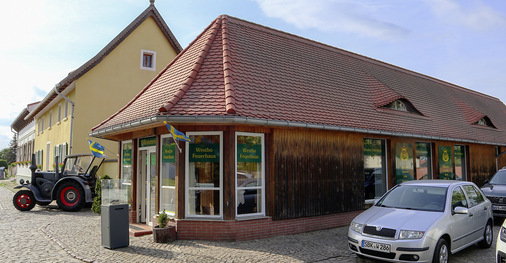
[
  {"x1": 140, "y1": 49, "x2": 156, "y2": 71},
  {"x1": 48, "y1": 110, "x2": 53, "y2": 129},
  {"x1": 57, "y1": 103, "x2": 62, "y2": 123},
  {"x1": 185, "y1": 131, "x2": 223, "y2": 219},
  {"x1": 64, "y1": 101, "x2": 69, "y2": 118},
  {"x1": 235, "y1": 132, "x2": 265, "y2": 218}
]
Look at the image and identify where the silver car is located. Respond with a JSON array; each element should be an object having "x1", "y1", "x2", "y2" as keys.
[{"x1": 348, "y1": 180, "x2": 493, "y2": 262}]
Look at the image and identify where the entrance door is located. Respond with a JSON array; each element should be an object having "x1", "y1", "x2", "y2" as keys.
[{"x1": 138, "y1": 148, "x2": 156, "y2": 225}]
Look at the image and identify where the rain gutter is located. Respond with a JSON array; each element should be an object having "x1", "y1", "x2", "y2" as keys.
[{"x1": 89, "y1": 115, "x2": 506, "y2": 147}]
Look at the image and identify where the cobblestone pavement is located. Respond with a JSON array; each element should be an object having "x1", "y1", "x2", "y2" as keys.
[{"x1": 0, "y1": 177, "x2": 499, "y2": 262}]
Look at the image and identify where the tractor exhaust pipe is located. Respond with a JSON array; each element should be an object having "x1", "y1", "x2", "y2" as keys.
[{"x1": 29, "y1": 153, "x2": 37, "y2": 184}]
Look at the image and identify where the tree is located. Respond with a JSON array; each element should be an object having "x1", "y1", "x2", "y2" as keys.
[
  {"x1": 0, "y1": 159, "x2": 7, "y2": 168},
  {"x1": 7, "y1": 134, "x2": 17, "y2": 164}
]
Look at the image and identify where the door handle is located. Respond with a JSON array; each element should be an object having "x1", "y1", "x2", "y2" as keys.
[{"x1": 469, "y1": 213, "x2": 473, "y2": 217}]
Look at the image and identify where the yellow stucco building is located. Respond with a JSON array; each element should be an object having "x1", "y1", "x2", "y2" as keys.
[{"x1": 25, "y1": 3, "x2": 182, "y2": 178}]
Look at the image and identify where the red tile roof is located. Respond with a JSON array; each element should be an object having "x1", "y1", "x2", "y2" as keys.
[{"x1": 92, "y1": 15, "x2": 506, "y2": 146}]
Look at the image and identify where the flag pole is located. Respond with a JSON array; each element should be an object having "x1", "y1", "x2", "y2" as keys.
[{"x1": 169, "y1": 133, "x2": 183, "y2": 153}]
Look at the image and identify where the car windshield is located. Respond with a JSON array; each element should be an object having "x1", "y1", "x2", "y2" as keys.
[
  {"x1": 376, "y1": 185, "x2": 447, "y2": 212},
  {"x1": 64, "y1": 156, "x2": 94, "y2": 176},
  {"x1": 489, "y1": 170, "x2": 506, "y2": 185}
]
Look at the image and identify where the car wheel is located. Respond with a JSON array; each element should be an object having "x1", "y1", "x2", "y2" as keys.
[
  {"x1": 432, "y1": 238, "x2": 449, "y2": 263},
  {"x1": 56, "y1": 181, "x2": 84, "y2": 212},
  {"x1": 478, "y1": 221, "x2": 493, "y2": 248},
  {"x1": 13, "y1": 190, "x2": 36, "y2": 211}
]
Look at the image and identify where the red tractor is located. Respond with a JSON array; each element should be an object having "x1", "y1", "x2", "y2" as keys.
[{"x1": 13, "y1": 154, "x2": 104, "y2": 212}]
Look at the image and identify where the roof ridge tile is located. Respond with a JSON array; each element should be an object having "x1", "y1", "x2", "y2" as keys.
[{"x1": 221, "y1": 16, "x2": 236, "y2": 114}]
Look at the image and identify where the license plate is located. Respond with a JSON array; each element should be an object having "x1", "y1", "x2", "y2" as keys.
[
  {"x1": 362, "y1": 240, "x2": 391, "y2": 253},
  {"x1": 494, "y1": 205, "x2": 506, "y2": 211}
]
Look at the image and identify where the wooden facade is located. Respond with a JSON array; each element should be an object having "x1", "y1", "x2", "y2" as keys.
[{"x1": 103, "y1": 122, "x2": 505, "y2": 240}]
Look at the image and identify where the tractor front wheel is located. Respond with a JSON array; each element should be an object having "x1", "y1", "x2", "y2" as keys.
[
  {"x1": 56, "y1": 181, "x2": 84, "y2": 212},
  {"x1": 13, "y1": 190, "x2": 36, "y2": 211}
]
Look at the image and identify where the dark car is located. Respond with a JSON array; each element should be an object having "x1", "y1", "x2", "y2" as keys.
[{"x1": 481, "y1": 167, "x2": 506, "y2": 218}]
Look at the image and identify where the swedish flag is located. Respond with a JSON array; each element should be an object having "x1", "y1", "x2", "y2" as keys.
[
  {"x1": 88, "y1": 140, "x2": 105, "y2": 158},
  {"x1": 164, "y1": 122, "x2": 191, "y2": 142}
]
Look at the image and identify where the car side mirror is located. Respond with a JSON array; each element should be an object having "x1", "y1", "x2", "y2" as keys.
[{"x1": 453, "y1": 206, "x2": 469, "y2": 215}]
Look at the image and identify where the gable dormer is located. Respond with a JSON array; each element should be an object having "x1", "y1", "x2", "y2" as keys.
[{"x1": 475, "y1": 116, "x2": 496, "y2": 128}]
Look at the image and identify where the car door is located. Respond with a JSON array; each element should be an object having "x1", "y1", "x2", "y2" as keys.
[
  {"x1": 462, "y1": 184, "x2": 488, "y2": 241},
  {"x1": 449, "y1": 185, "x2": 474, "y2": 250}
]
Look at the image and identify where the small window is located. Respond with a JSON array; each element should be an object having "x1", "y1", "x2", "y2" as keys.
[
  {"x1": 382, "y1": 99, "x2": 422, "y2": 115},
  {"x1": 64, "y1": 101, "x2": 69, "y2": 118},
  {"x1": 475, "y1": 117, "x2": 496, "y2": 128},
  {"x1": 57, "y1": 103, "x2": 62, "y2": 122},
  {"x1": 48, "y1": 111, "x2": 52, "y2": 129},
  {"x1": 390, "y1": 100, "x2": 407, "y2": 111},
  {"x1": 140, "y1": 50, "x2": 156, "y2": 71}
]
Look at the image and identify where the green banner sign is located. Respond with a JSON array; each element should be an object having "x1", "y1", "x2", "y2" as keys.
[
  {"x1": 162, "y1": 144, "x2": 176, "y2": 163},
  {"x1": 438, "y1": 146, "x2": 453, "y2": 180},
  {"x1": 139, "y1": 136, "x2": 156, "y2": 148},
  {"x1": 122, "y1": 149, "x2": 132, "y2": 165},
  {"x1": 237, "y1": 144, "x2": 261, "y2": 163},
  {"x1": 189, "y1": 143, "x2": 219, "y2": 162},
  {"x1": 395, "y1": 143, "x2": 414, "y2": 184}
]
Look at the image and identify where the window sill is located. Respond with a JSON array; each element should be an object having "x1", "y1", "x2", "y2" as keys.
[{"x1": 235, "y1": 215, "x2": 270, "y2": 221}]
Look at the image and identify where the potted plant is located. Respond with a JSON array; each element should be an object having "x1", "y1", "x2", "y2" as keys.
[{"x1": 152, "y1": 209, "x2": 176, "y2": 243}]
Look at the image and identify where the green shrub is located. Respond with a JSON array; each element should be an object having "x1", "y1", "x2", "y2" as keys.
[
  {"x1": 91, "y1": 175, "x2": 111, "y2": 214},
  {"x1": 158, "y1": 209, "x2": 169, "y2": 228}
]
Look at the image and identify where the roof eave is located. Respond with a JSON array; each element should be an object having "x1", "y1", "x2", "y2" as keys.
[{"x1": 89, "y1": 115, "x2": 506, "y2": 147}]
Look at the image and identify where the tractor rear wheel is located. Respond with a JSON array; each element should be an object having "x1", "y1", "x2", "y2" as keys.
[
  {"x1": 56, "y1": 181, "x2": 84, "y2": 212},
  {"x1": 13, "y1": 190, "x2": 36, "y2": 211}
]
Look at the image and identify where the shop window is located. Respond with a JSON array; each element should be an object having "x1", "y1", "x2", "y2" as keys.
[
  {"x1": 454, "y1": 145, "x2": 467, "y2": 181},
  {"x1": 121, "y1": 141, "x2": 133, "y2": 205},
  {"x1": 363, "y1": 138, "x2": 387, "y2": 199},
  {"x1": 186, "y1": 132, "x2": 222, "y2": 218},
  {"x1": 160, "y1": 135, "x2": 176, "y2": 216},
  {"x1": 415, "y1": 142, "x2": 432, "y2": 180},
  {"x1": 140, "y1": 50, "x2": 156, "y2": 71},
  {"x1": 395, "y1": 143, "x2": 414, "y2": 184},
  {"x1": 236, "y1": 133, "x2": 265, "y2": 217},
  {"x1": 438, "y1": 146, "x2": 453, "y2": 180}
]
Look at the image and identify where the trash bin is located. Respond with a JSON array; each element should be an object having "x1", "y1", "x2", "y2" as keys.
[
  {"x1": 101, "y1": 204, "x2": 129, "y2": 249},
  {"x1": 100, "y1": 179, "x2": 129, "y2": 249},
  {"x1": 0, "y1": 167, "x2": 5, "y2": 180}
]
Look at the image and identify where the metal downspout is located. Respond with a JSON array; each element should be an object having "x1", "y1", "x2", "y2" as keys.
[{"x1": 53, "y1": 87, "x2": 75, "y2": 154}]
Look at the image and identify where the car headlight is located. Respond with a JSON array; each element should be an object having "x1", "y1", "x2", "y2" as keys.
[
  {"x1": 350, "y1": 222, "x2": 364, "y2": 233},
  {"x1": 399, "y1": 230, "x2": 425, "y2": 239},
  {"x1": 500, "y1": 226, "x2": 506, "y2": 243}
]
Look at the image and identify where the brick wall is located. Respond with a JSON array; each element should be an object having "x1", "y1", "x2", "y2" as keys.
[{"x1": 175, "y1": 210, "x2": 363, "y2": 241}]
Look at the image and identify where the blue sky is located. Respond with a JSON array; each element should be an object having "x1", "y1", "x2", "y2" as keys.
[{"x1": 1, "y1": 0, "x2": 505, "y2": 150}]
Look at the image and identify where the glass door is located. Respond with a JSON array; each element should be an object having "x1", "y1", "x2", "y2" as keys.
[{"x1": 138, "y1": 147, "x2": 156, "y2": 225}]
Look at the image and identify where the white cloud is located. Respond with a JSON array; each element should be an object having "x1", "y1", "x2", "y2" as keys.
[
  {"x1": 253, "y1": 0, "x2": 410, "y2": 40},
  {"x1": 427, "y1": 0, "x2": 506, "y2": 30}
]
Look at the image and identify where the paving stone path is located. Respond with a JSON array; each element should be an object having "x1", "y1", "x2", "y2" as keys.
[{"x1": 0, "y1": 177, "x2": 498, "y2": 262}]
